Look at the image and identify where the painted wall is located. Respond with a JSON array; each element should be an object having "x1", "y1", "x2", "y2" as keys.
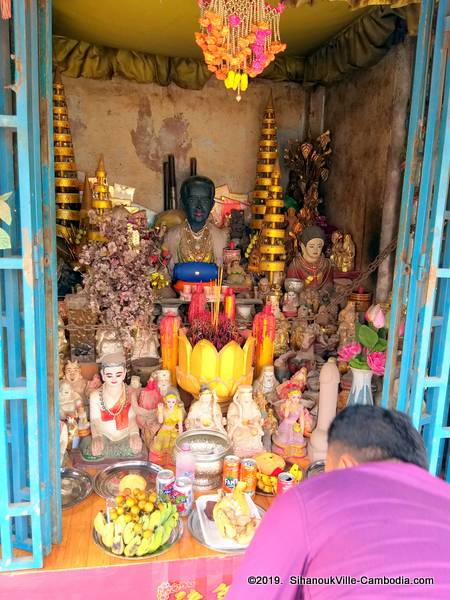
[
  {"x1": 322, "y1": 40, "x2": 413, "y2": 277},
  {"x1": 62, "y1": 75, "x2": 307, "y2": 212}
]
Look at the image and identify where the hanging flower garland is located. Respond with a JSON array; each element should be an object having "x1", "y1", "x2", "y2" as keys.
[{"x1": 195, "y1": 0, "x2": 287, "y2": 100}]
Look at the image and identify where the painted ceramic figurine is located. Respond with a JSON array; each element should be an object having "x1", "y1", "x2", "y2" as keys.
[
  {"x1": 287, "y1": 226, "x2": 333, "y2": 291},
  {"x1": 254, "y1": 391, "x2": 278, "y2": 452},
  {"x1": 282, "y1": 290, "x2": 300, "y2": 317},
  {"x1": 252, "y1": 365, "x2": 279, "y2": 406},
  {"x1": 131, "y1": 326, "x2": 160, "y2": 361},
  {"x1": 341, "y1": 233, "x2": 356, "y2": 272},
  {"x1": 225, "y1": 260, "x2": 252, "y2": 289},
  {"x1": 267, "y1": 294, "x2": 290, "y2": 357},
  {"x1": 185, "y1": 386, "x2": 226, "y2": 433},
  {"x1": 272, "y1": 388, "x2": 313, "y2": 463},
  {"x1": 154, "y1": 369, "x2": 186, "y2": 419},
  {"x1": 95, "y1": 328, "x2": 124, "y2": 363},
  {"x1": 227, "y1": 385, "x2": 264, "y2": 458},
  {"x1": 132, "y1": 378, "x2": 162, "y2": 450},
  {"x1": 163, "y1": 176, "x2": 228, "y2": 269},
  {"x1": 62, "y1": 360, "x2": 90, "y2": 404},
  {"x1": 59, "y1": 380, "x2": 83, "y2": 421},
  {"x1": 149, "y1": 391, "x2": 184, "y2": 464},
  {"x1": 79, "y1": 353, "x2": 142, "y2": 460}
]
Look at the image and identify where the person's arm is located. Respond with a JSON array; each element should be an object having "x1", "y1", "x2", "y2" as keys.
[{"x1": 227, "y1": 489, "x2": 310, "y2": 600}]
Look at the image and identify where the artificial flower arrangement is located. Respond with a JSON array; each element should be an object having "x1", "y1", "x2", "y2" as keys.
[
  {"x1": 78, "y1": 210, "x2": 169, "y2": 348},
  {"x1": 338, "y1": 304, "x2": 388, "y2": 376}
]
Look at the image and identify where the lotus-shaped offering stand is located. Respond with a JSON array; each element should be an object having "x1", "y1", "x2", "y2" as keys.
[{"x1": 176, "y1": 334, "x2": 255, "y2": 412}]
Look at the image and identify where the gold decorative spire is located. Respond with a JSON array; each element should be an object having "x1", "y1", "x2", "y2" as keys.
[
  {"x1": 53, "y1": 70, "x2": 81, "y2": 243},
  {"x1": 250, "y1": 95, "x2": 278, "y2": 232},
  {"x1": 88, "y1": 156, "x2": 111, "y2": 241}
]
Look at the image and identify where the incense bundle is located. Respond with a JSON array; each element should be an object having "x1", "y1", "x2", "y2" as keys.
[
  {"x1": 163, "y1": 161, "x2": 170, "y2": 211},
  {"x1": 168, "y1": 154, "x2": 177, "y2": 209}
]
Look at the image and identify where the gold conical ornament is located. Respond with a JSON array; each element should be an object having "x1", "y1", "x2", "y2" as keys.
[
  {"x1": 250, "y1": 94, "x2": 278, "y2": 233},
  {"x1": 88, "y1": 156, "x2": 112, "y2": 241},
  {"x1": 259, "y1": 167, "x2": 286, "y2": 284},
  {"x1": 53, "y1": 70, "x2": 81, "y2": 242}
]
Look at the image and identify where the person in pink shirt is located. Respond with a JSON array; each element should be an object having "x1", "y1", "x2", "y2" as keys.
[{"x1": 228, "y1": 405, "x2": 450, "y2": 599}]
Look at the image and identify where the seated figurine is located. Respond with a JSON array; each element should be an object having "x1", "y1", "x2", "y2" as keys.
[
  {"x1": 163, "y1": 175, "x2": 228, "y2": 271},
  {"x1": 225, "y1": 259, "x2": 252, "y2": 289},
  {"x1": 59, "y1": 380, "x2": 83, "y2": 421},
  {"x1": 287, "y1": 226, "x2": 333, "y2": 292},
  {"x1": 149, "y1": 391, "x2": 184, "y2": 464},
  {"x1": 132, "y1": 378, "x2": 162, "y2": 450},
  {"x1": 272, "y1": 388, "x2": 313, "y2": 463},
  {"x1": 227, "y1": 385, "x2": 264, "y2": 458},
  {"x1": 79, "y1": 353, "x2": 142, "y2": 460},
  {"x1": 185, "y1": 386, "x2": 226, "y2": 433},
  {"x1": 252, "y1": 365, "x2": 279, "y2": 406}
]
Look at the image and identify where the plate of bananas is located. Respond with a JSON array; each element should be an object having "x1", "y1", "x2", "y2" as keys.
[{"x1": 92, "y1": 489, "x2": 183, "y2": 559}]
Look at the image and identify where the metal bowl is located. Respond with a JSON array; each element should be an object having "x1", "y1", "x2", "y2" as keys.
[
  {"x1": 61, "y1": 467, "x2": 93, "y2": 509},
  {"x1": 306, "y1": 460, "x2": 326, "y2": 478},
  {"x1": 174, "y1": 429, "x2": 231, "y2": 492}
]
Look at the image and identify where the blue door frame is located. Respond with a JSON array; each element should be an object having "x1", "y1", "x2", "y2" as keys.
[
  {"x1": 0, "y1": 0, "x2": 59, "y2": 571},
  {"x1": 0, "y1": 0, "x2": 449, "y2": 572},
  {"x1": 382, "y1": 0, "x2": 450, "y2": 479}
]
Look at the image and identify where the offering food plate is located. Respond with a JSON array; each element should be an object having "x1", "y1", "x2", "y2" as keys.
[
  {"x1": 92, "y1": 519, "x2": 183, "y2": 560},
  {"x1": 61, "y1": 467, "x2": 93, "y2": 509},
  {"x1": 188, "y1": 496, "x2": 265, "y2": 554},
  {"x1": 93, "y1": 460, "x2": 162, "y2": 499}
]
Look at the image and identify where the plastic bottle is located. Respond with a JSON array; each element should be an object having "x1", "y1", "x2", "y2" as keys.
[{"x1": 176, "y1": 442, "x2": 196, "y2": 482}]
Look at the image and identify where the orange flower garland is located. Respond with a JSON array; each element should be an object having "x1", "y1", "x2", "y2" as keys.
[{"x1": 196, "y1": 0, "x2": 287, "y2": 100}]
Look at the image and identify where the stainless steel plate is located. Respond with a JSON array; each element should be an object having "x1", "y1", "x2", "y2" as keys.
[
  {"x1": 187, "y1": 504, "x2": 265, "y2": 554},
  {"x1": 61, "y1": 467, "x2": 93, "y2": 510},
  {"x1": 93, "y1": 460, "x2": 162, "y2": 499},
  {"x1": 92, "y1": 519, "x2": 183, "y2": 560}
]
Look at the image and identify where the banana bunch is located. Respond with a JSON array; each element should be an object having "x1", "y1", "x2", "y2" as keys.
[
  {"x1": 256, "y1": 472, "x2": 277, "y2": 495},
  {"x1": 94, "y1": 491, "x2": 179, "y2": 558}
]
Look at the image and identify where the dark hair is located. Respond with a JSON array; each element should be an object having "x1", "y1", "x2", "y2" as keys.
[
  {"x1": 328, "y1": 405, "x2": 428, "y2": 469},
  {"x1": 298, "y1": 225, "x2": 325, "y2": 246}
]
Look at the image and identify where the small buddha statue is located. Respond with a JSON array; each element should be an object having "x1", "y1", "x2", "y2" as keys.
[
  {"x1": 62, "y1": 360, "x2": 90, "y2": 406},
  {"x1": 287, "y1": 226, "x2": 333, "y2": 291},
  {"x1": 282, "y1": 290, "x2": 300, "y2": 317},
  {"x1": 225, "y1": 260, "x2": 252, "y2": 289},
  {"x1": 341, "y1": 233, "x2": 356, "y2": 272},
  {"x1": 272, "y1": 388, "x2": 313, "y2": 463},
  {"x1": 267, "y1": 294, "x2": 290, "y2": 357},
  {"x1": 330, "y1": 231, "x2": 345, "y2": 270},
  {"x1": 252, "y1": 365, "x2": 279, "y2": 406},
  {"x1": 163, "y1": 176, "x2": 228, "y2": 271},
  {"x1": 59, "y1": 380, "x2": 83, "y2": 421},
  {"x1": 337, "y1": 301, "x2": 357, "y2": 347},
  {"x1": 226, "y1": 385, "x2": 264, "y2": 458},
  {"x1": 96, "y1": 328, "x2": 124, "y2": 363},
  {"x1": 257, "y1": 277, "x2": 271, "y2": 304},
  {"x1": 79, "y1": 353, "x2": 143, "y2": 460},
  {"x1": 185, "y1": 386, "x2": 226, "y2": 433},
  {"x1": 149, "y1": 391, "x2": 184, "y2": 464}
]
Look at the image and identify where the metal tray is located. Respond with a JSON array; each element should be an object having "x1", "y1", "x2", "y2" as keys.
[
  {"x1": 92, "y1": 519, "x2": 183, "y2": 560},
  {"x1": 61, "y1": 467, "x2": 93, "y2": 510},
  {"x1": 187, "y1": 503, "x2": 265, "y2": 554},
  {"x1": 93, "y1": 460, "x2": 162, "y2": 499}
]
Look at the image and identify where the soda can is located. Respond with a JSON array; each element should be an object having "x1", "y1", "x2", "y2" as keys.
[
  {"x1": 277, "y1": 472, "x2": 296, "y2": 495},
  {"x1": 172, "y1": 477, "x2": 193, "y2": 517},
  {"x1": 156, "y1": 469, "x2": 175, "y2": 502},
  {"x1": 222, "y1": 455, "x2": 240, "y2": 493},
  {"x1": 239, "y1": 458, "x2": 257, "y2": 497}
]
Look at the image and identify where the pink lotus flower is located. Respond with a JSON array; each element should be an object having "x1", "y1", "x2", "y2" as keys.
[
  {"x1": 367, "y1": 351, "x2": 386, "y2": 375},
  {"x1": 365, "y1": 304, "x2": 385, "y2": 329},
  {"x1": 229, "y1": 14, "x2": 240, "y2": 27},
  {"x1": 338, "y1": 342, "x2": 362, "y2": 362}
]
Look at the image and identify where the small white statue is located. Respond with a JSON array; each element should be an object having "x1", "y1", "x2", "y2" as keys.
[
  {"x1": 252, "y1": 365, "x2": 279, "y2": 406},
  {"x1": 227, "y1": 385, "x2": 264, "y2": 458},
  {"x1": 96, "y1": 327, "x2": 124, "y2": 363},
  {"x1": 59, "y1": 380, "x2": 83, "y2": 421},
  {"x1": 131, "y1": 327, "x2": 160, "y2": 362},
  {"x1": 185, "y1": 386, "x2": 226, "y2": 433}
]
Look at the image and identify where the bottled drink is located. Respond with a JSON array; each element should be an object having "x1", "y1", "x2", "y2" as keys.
[{"x1": 176, "y1": 442, "x2": 195, "y2": 482}]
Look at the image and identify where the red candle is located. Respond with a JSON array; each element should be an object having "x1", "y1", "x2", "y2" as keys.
[{"x1": 224, "y1": 287, "x2": 236, "y2": 321}]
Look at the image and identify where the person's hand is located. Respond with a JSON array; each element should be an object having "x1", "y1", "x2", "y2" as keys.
[
  {"x1": 91, "y1": 436, "x2": 104, "y2": 456},
  {"x1": 130, "y1": 433, "x2": 142, "y2": 454}
]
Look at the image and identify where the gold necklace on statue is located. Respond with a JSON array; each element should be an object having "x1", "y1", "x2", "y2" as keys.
[{"x1": 178, "y1": 221, "x2": 214, "y2": 263}]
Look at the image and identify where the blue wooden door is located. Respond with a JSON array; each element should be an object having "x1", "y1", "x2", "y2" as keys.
[
  {"x1": 382, "y1": 0, "x2": 450, "y2": 479},
  {"x1": 0, "y1": 0, "x2": 59, "y2": 571}
]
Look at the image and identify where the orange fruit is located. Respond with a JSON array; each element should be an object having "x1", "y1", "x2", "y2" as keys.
[
  {"x1": 124, "y1": 514, "x2": 132, "y2": 523},
  {"x1": 122, "y1": 488, "x2": 131, "y2": 497},
  {"x1": 125, "y1": 497, "x2": 136, "y2": 508},
  {"x1": 115, "y1": 495, "x2": 124, "y2": 506},
  {"x1": 138, "y1": 500, "x2": 146, "y2": 510},
  {"x1": 130, "y1": 505, "x2": 140, "y2": 516},
  {"x1": 116, "y1": 506, "x2": 124, "y2": 516},
  {"x1": 144, "y1": 502, "x2": 154, "y2": 513}
]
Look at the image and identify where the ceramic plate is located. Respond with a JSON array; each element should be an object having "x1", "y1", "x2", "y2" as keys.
[
  {"x1": 188, "y1": 499, "x2": 265, "y2": 554},
  {"x1": 92, "y1": 519, "x2": 183, "y2": 560},
  {"x1": 61, "y1": 467, "x2": 93, "y2": 509},
  {"x1": 195, "y1": 494, "x2": 263, "y2": 552},
  {"x1": 93, "y1": 460, "x2": 162, "y2": 499}
]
